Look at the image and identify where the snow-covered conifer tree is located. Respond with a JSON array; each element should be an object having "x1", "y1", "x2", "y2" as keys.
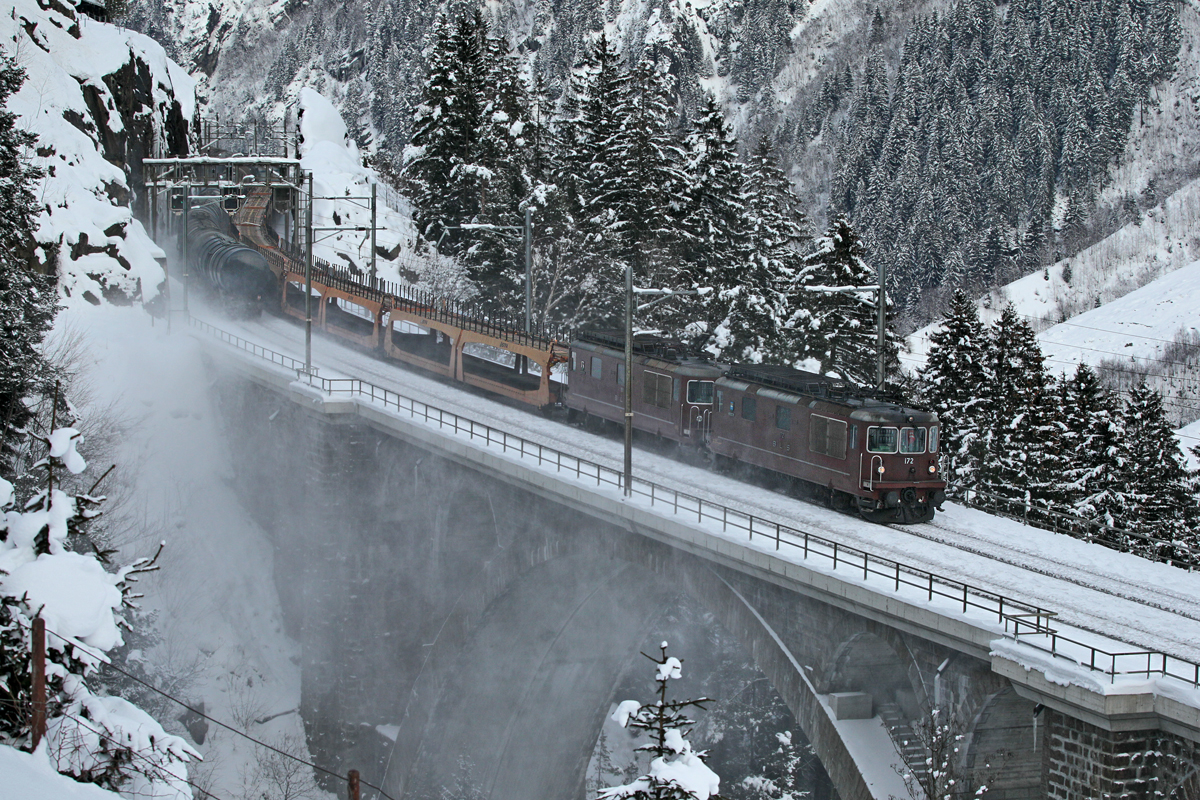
[
  {"x1": 795, "y1": 215, "x2": 897, "y2": 385},
  {"x1": 742, "y1": 137, "x2": 810, "y2": 366},
  {"x1": 681, "y1": 97, "x2": 751, "y2": 353},
  {"x1": 602, "y1": 643, "x2": 720, "y2": 800},
  {"x1": 601, "y1": 57, "x2": 689, "y2": 327},
  {"x1": 973, "y1": 304, "x2": 1059, "y2": 519},
  {"x1": 1115, "y1": 382, "x2": 1197, "y2": 553},
  {"x1": 0, "y1": 54, "x2": 55, "y2": 478},
  {"x1": 1056, "y1": 364, "x2": 1124, "y2": 534},
  {"x1": 919, "y1": 290, "x2": 988, "y2": 487},
  {"x1": 0, "y1": 424, "x2": 195, "y2": 797}
]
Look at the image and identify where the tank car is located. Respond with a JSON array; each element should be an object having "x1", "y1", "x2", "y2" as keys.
[
  {"x1": 187, "y1": 204, "x2": 277, "y2": 316},
  {"x1": 709, "y1": 364, "x2": 946, "y2": 523}
]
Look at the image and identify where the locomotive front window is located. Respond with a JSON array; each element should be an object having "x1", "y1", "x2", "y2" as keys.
[
  {"x1": 742, "y1": 397, "x2": 757, "y2": 421},
  {"x1": 899, "y1": 427, "x2": 926, "y2": 454},
  {"x1": 775, "y1": 405, "x2": 791, "y2": 430},
  {"x1": 591, "y1": 357, "x2": 602, "y2": 380},
  {"x1": 686, "y1": 380, "x2": 715, "y2": 404},
  {"x1": 867, "y1": 426, "x2": 898, "y2": 453},
  {"x1": 929, "y1": 426, "x2": 939, "y2": 453}
]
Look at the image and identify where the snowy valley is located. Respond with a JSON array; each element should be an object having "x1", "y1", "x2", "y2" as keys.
[{"x1": 3, "y1": 0, "x2": 1200, "y2": 799}]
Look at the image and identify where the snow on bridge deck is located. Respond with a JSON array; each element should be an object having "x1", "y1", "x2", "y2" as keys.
[{"x1": 193, "y1": 309, "x2": 1200, "y2": 728}]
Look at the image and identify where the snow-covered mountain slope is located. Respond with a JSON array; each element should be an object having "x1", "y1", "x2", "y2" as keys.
[
  {"x1": 1035, "y1": 260, "x2": 1200, "y2": 374},
  {"x1": 5, "y1": 0, "x2": 192, "y2": 303},
  {"x1": 296, "y1": 88, "x2": 472, "y2": 294}
]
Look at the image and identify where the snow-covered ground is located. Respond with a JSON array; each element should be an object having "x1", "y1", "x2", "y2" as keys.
[
  {"x1": 1033, "y1": 260, "x2": 1200, "y2": 368},
  {"x1": 56, "y1": 304, "x2": 332, "y2": 800},
  {"x1": 193, "y1": 308, "x2": 1200, "y2": 680},
  {"x1": 0, "y1": 744, "x2": 124, "y2": 799}
]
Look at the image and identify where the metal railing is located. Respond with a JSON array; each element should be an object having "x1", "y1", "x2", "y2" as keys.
[{"x1": 190, "y1": 316, "x2": 1200, "y2": 689}]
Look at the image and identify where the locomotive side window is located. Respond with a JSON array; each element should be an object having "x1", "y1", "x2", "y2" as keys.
[
  {"x1": 899, "y1": 427, "x2": 926, "y2": 454},
  {"x1": 809, "y1": 415, "x2": 848, "y2": 459},
  {"x1": 591, "y1": 357, "x2": 602, "y2": 380},
  {"x1": 775, "y1": 405, "x2": 791, "y2": 430},
  {"x1": 741, "y1": 397, "x2": 756, "y2": 421},
  {"x1": 929, "y1": 426, "x2": 939, "y2": 453},
  {"x1": 643, "y1": 372, "x2": 672, "y2": 408},
  {"x1": 571, "y1": 352, "x2": 577, "y2": 371},
  {"x1": 673, "y1": 379, "x2": 681, "y2": 403},
  {"x1": 849, "y1": 424, "x2": 858, "y2": 451},
  {"x1": 617, "y1": 363, "x2": 625, "y2": 386},
  {"x1": 867, "y1": 426, "x2": 898, "y2": 453},
  {"x1": 686, "y1": 380, "x2": 715, "y2": 404}
]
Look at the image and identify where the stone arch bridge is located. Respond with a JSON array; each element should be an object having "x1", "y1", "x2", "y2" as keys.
[{"x1": 202, "y1": 332, "x2": 1200, "y2": 800}]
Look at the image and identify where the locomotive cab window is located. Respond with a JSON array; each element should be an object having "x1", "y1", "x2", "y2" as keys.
[
  {"x1": 809, "y1": 415, "x2": 848, "y2": 459},
  {"x1": 591, "y1": 357, "x2": 602, "y2": 380},
  {"x1": 617, "y1": 363, "x2": 625, "y2": 386},
  {"x1": 775, "y1": 405, "x2": 791, "y2": 431},
  {"x1": 929, "y1": 426, "x2": 939, "y2": 453},
  {"x1": 571, "y1": 352, "x2": 577, "y2": 371},
  {"x1": 686, "y1": 380, "x2": 715, "y2": 404},
  {"x1": 867, "y1": 426, "x2": 898, "y2": 453},
  {"x1": 741, "y1": 397, "x2": 757, "y2": 421},
  {"x1": 899, "y1": 427, "x2": 926, "y2": 454}
]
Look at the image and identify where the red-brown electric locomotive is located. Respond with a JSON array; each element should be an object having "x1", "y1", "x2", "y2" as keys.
[{"x1": 564, "y1": 332, "x2": 945, "y2": 524}]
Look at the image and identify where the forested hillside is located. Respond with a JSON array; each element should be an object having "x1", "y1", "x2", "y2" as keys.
[{"x1": 127, "y1": 0, "x2": 1192, "y2": 334}]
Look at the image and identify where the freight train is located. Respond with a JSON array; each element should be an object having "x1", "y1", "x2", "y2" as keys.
[{"x1": 187, "y1": 194, "x2": 946, "y2": 523}]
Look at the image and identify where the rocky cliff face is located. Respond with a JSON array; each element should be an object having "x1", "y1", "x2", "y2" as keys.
[
  {"x1": 8, "y1": 0, "x2": 193, "y2": 302},
  {"x1": 121, "y1": 0, "x2": 925, "y2": 181}
]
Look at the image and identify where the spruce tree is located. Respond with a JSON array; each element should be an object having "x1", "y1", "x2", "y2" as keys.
[
  {"x1": 743, "y1": 137, "x2": 811, "y2": 365},
  {"x1": 796, "y1": 215, "x2": 897, "y2": 386},
  {"x1": 599, "y1": 57, "x2": 688, "y2": 327},
  {"x1": 1057, "y1": 364, "x2": 1123, "y2": 535},
  {"x1": 682, "y1": 98, "x2": 752, "y2": 355},
  {"x1": 973, "y1": 305, "x2": 1058, "y2": 518},
  {"x1": 919, "y1": 290, "x2": 988, "y2": 488},
  {"x1": 601, "y1": 644, "x2": 719, "y2": 800},
  {"x1": 0, "y1": 54, "x2": 54, "y2": 479},
  {"x1": 1115, "y1": 382, "x2": 1197, "y2": 554}
]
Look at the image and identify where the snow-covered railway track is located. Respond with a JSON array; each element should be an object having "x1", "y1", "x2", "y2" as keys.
[
  {"x1": 893, "y1": 519, "x2": 1200, "y2": 623},
  {"x1": 196, "y1": 309, "x2": 1200, "y2": 663}
]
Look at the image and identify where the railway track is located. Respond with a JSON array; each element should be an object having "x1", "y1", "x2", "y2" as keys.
[{"x1": 895, "y1": 518, "x2": 1200, "y2": 627}]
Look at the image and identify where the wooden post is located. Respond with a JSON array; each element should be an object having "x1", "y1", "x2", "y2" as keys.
[
  {"x1": 31, "y1": 618, "x2": 46, "y2": 750},
  {"x1": 347, "y1": 769, "x2": 361, "y2": 800}
]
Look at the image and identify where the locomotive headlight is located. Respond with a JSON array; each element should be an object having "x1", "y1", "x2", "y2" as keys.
[
  {"x1": 928, "y1": 464, "x2": 937, "y2": 474},
  {"x1": 876, "y1": 465, "x2": 885, "y2": 475}
]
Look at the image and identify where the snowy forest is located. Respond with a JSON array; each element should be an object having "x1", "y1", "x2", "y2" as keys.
[{"x1": 401, "y1": 11, "x2": 901, "y2": 384}]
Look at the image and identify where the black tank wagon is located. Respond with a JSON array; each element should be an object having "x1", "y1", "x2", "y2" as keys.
[{"x1": 187, "y1": 203, "x2": 277, "y2": 315}]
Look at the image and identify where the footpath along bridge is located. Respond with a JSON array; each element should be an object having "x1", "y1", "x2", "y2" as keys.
[{"x1": 184, "y1": 309, "x2": 1200, "y2": 800}]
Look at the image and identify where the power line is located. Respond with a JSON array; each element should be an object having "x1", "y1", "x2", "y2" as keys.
[{"x1": 14, "y1": 620, "x2": 398, "y2": 800}]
